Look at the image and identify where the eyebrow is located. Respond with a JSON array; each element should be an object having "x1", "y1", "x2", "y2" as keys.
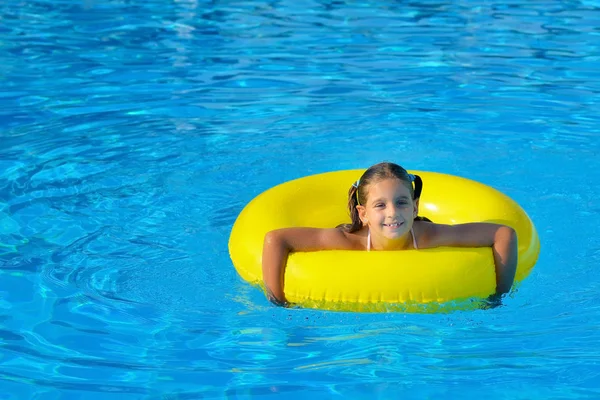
[{"x1": 371, "y1": 195, "x2": 411, "y2": 203}]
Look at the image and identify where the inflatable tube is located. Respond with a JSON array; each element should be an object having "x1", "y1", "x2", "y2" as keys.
[{"x1": 228, "y1": 170, "x2": 540, "y2": 312}]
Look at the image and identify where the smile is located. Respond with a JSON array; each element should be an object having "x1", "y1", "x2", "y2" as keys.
[{"x1": 383, "y1": 222, "x2": 403, "y2": 228}]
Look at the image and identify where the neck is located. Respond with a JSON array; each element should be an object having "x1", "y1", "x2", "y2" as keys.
[{"x1": 369, "y1": 229, "x2": 414, "y2": 251}]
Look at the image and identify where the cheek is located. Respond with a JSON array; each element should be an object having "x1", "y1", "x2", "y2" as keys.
[{"x1": 364, "y1": 210, "x2": 378, "y2": 222}]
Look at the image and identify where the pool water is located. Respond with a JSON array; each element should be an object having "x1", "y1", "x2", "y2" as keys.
[{"x1": 1, "y1": 0, "x2": 599, "y2": 398}]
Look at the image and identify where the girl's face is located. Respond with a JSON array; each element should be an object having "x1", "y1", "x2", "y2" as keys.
[{"x1": 357, "y1": 178, "x2": 418, "y2": 242}]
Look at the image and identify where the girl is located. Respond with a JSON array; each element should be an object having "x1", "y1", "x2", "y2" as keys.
[{"x1": 262, "y1": 162, "x2": 518, "y2": 306}]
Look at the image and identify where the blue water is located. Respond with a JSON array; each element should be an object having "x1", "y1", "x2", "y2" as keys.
[{"x1": 1, "y1": 0, "x2": 600, "y2": 398}]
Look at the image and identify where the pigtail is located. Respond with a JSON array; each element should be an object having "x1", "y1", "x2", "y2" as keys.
[
  {"x1": 411, "y1": 174, "x2": 423, "y2": 200},
  {"x1": 410, "y1": 174, "x2": 432, "y2": 222},
  {"x1": 347, "y1": 184, "x2": 363, "y2": 233}
]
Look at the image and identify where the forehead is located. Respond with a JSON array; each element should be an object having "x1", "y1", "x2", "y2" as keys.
[{"x1": 366, "y1": 178, "x2": 411, "y2": 200}]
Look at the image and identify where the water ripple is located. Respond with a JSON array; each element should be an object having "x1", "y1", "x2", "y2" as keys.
[{"x1": 1, "y1": 0, "x2": 600, "y2": 397}]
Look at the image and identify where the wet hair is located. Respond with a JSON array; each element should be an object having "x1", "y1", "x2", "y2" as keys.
[{"x1": 340, "y1": 162, "x2": 429, "y2": 233}]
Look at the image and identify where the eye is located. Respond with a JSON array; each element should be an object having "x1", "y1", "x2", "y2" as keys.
[
  {"x1": 374, "y1": 203, "x2": 385, "y2": 208},
  {"x1": 396, "y1": 200, "x2": 409, "y2": 207}
]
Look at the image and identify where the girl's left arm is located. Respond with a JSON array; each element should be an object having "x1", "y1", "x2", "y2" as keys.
[{"x1": 421, "y1": 223, "x2": 518, "y2": 296}]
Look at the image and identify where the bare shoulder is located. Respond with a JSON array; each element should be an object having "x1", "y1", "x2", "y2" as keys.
[
  {"x1": 321, "y1": 226, "x2": 366, "y2": 250},
  {"x1": 337, "y1": 227, "x2": 368, "y2": 250},
  {"x1": 315, "y1": 227, "x2": 354, "y2": 248},
  {"x1": 412, "y1": 220, "x2": 436, "y2": 249}
]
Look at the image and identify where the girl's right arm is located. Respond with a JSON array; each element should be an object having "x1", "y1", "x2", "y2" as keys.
[{"x1": 262, "y1": 228, "x2": 355, "y2": 305}]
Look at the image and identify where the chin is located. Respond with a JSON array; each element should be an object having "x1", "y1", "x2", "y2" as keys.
[{"x1": 382, "y1": 230, "x2": 408, "y2": 240}]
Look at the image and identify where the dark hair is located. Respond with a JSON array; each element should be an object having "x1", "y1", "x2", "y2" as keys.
[{"x1": 342, "y1": 162, "x2": 426, "y2": 233}]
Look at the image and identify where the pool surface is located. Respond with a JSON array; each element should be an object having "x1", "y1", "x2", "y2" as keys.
[{"x1": 1, "y1": 0, "x2": 599, "y2": 398}]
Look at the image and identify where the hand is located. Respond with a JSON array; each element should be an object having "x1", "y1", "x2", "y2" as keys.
[
  {"x1": 266, "y1": 288, "x2": 290, "y2": 308},
  {"x1": 480, "y1": 293, "x2": 504, "y2": 310}
]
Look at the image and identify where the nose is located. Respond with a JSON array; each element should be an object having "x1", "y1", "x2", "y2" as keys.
[{"x1": 386, "y1": 204, "x2": 399, "y2": 218}]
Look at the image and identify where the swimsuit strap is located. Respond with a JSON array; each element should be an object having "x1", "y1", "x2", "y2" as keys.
[{"x1": 411, "y1": 226, "x2": 418, "y2": 249}]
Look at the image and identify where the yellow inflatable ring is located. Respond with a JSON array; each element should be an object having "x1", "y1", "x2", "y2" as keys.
[{"x1": 229, "y1": 170, "x2": 540, "y2": 313}]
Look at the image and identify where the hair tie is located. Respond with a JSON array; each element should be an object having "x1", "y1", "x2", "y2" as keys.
[{"x1": 408, "y1": 174, "x2": 415, "y2": 182}]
